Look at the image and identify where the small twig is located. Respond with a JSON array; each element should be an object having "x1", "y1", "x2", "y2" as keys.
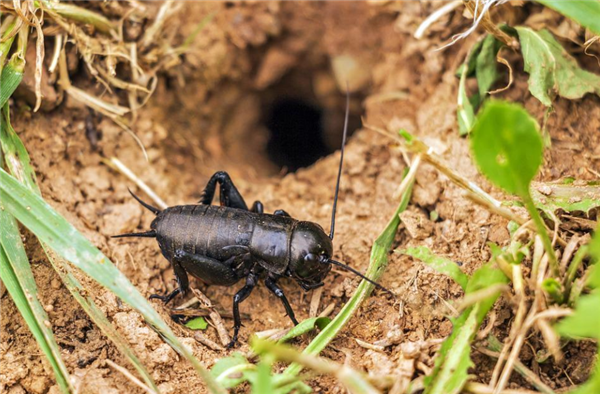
[
  {"x1": 102, "y1": 157, "x2": 168, "y2": 210},
  {"x1": 355, "y1": 338, "x2": 385, "y2": 352},
  {"x1": 309, "y1": 287, "x2": 324, "y2": 318},
  {"x1": 105, "y1": 359, "x2": 158, "y2": 394},
  {"x1": 193, "y1": 331, "x2": 223, "y2": 351},
  {"x1": 394, "y1": 154, "x2": 422, "y2": 200},
  {"x1": 559, "y1": 235, "x2": 580, "y2": 274},
  {"x1": 191, "y1": 288, "x2": 231, "y2": 346},
  {"x1": 48, "y1": 33, "x2": 62, "y2": 73},
  {"x1": 490, "y1": 263, "x2": 527, "y2": 390},
  {"x1": 456, "y1": 284, "x2": 509, "y2": 313}
]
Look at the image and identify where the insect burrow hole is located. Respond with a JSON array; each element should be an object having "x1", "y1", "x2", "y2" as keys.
[{"x1": 259, "y1": 67, "x2": 363, "y2": 173}]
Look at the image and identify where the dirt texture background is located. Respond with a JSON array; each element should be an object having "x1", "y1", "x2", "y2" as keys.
[{"x1": 1, "y1": 2, "x2": 600, "y2": 393}]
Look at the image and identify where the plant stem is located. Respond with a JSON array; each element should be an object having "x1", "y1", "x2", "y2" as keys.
[
  {"x1": 521, "y1": 192, "x2": 558, "y2": 277},
  {"x1": 36, "y1": 0, "x2": 116, "y2": 35},
  {"x1": 564, "y1": 245, "x2": 588, "y2": 299}
]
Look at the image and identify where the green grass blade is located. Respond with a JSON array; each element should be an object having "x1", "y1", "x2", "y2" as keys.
[
  {"x1": 36, "y1": 0, "x2": 116, "y2": 35},
  {"x1": 424, "y1": 263, "x2": 508, "y2": 394},
  {"x1": 457, "y1": 58, "x2": 475, "y2": 136},
  {"x1": 426, "y1": 305, "x2": 479, "y2": 394},
  {"x1": 0, "y1": 213, "x2": 73, "y2": 393},
  {"x1": 0, "y1": 17, "x2": 19, "y2": 76},
  {"x1": 0, "y1": 169, "x2": 225, "y2": 394},
  {"x1": 399, "y1": 246, "x2": 469, "y2": 290},
  {"x1": 1, "y1": 105, "x2": 159, "y2": 392},
  {"x1": 278, "y1": 317, "x2": 331, "y2": 343},
  {"x1": 283, "y1": 169, "x2": 414, "y2": 377},
  {"x1": 1, "y1": 105, "x2": 41, "y2": 191},
  {"x1": 0, "y1": 58, "x2": 25, "y2": 109},
  {"x1": 537, "y1": 0, "x2": 600, "y2": 35}
]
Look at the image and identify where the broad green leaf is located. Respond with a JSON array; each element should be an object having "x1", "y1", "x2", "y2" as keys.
[
  {"x1": 0, "y1": 219, "x2": 72, "y2": 393},
  {"x1": 537, "y1": 0, "x2": 600, "y2": 35},
  {"x1": 284, "y1": 168, "x2": 414, "y2": 377},
  {"x1": 185, "y1": 317, "x2": 208, "y2": 330},
  {"x1": 400, "y1": 246, "x2": 469, "y2": 290},
  {"x1": 0, "y1": 169, "x2": 225, "y2": 394},
  {"x1": 457, "y1": 60, "x2": 475, "y2": 136},
  {"x1": 556, "y1": 293, "x2": 600, "y2": 339},
  {"x1": 475, "y1": 35, "x2": 502, "y2": 99},
  {"x1": 531, "y1": 181, "x2": 600, "y2": 219},
  {"x1": 515, "y1": 27, "x2": 600, "y2": 107},
  {"x1": 470, "y1": 100, "x2": 542, "y2": 197},
  {"x1": 279, "y1": 317, "x2": 331, "y2": 343}
]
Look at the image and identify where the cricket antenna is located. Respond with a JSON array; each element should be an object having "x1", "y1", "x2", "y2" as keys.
[
  {"x1": 327, "y1": 259, "x2": 395, "y2": 297},
  {"x1": 329, "y1": 85, "x2": 350, "y2": 240}
]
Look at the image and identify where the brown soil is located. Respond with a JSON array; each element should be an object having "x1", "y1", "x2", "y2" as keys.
[{"x1": 2, "y1": 2, "x2": 599, "y2": 394}]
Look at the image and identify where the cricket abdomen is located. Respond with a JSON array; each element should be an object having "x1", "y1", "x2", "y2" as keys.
[{"x1": 152, "y1": 205, "x2": 297, "y2": 275}]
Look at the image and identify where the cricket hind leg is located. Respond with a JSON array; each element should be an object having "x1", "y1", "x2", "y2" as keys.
[{"x1": 199, "y1": 171, "x2": 249, "y2": 210}]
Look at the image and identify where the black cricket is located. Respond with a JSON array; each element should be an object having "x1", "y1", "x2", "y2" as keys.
[{"x1": 114, "y1": 92, "x2": 390, "y2": 348}]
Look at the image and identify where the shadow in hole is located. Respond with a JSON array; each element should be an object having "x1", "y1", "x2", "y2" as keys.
[{"x1": 266, "y1": 98, "x2": 331, "y2": 172}]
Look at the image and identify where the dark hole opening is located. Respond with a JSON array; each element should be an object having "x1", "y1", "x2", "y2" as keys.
[{"x1": 266, "y1": 98, "x2": 331, "y2": 172}]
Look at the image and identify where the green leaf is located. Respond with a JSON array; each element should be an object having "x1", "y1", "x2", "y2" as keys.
[
  {"x1": 471, "y1": 100, "x2": 543, "y2": 197},
  {"x1": 556, "y1": 293, "x2": 600, "y2": 339},
  {"x1": 531, "y1": 181, "x2": 600, "y2": 219},
  {"x1": 0, "y1": 18, "x2": 19, "y2": 76},
  {"x1": 515, "y1": 27, "x2": 600, "y2": 107},
  {"x1": 0, "y1": 219, "x2": 72, "y2": 393},
  {"x1": 425, "y1": 263, "x2": 507, "y2": 394},
  {"x1": 457, "y1": 60, "x2": 475, "y2": 136},
  {"x1": 400, "y1": 246, "x2": 469, "y2": 290},
  {"x1": 537, "y1": 0, "x2": 600, "y2": 35},
  {"x1": 279, "y1": 317, "x2": 331, "y2": 343},
  {"x1": 0, "y1": 60, "x2": 25, "y2": 109},
  {"x1": 0, "y1": 168, "x2": 225, "y2": 394},
  {"x1": 475, "y1": 35, "x2": 502, "y2": 99},
  {"x1": 185, "y1": 317, "x2": 208, "y2": 330},
  {"x1": 426, "y1": 305, "x2": 479, "y2": 394}
]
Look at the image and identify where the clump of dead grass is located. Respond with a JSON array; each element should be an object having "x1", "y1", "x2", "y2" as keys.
[{"x1": 1, "y1": 0, "x2": 213, "y2": 156}]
